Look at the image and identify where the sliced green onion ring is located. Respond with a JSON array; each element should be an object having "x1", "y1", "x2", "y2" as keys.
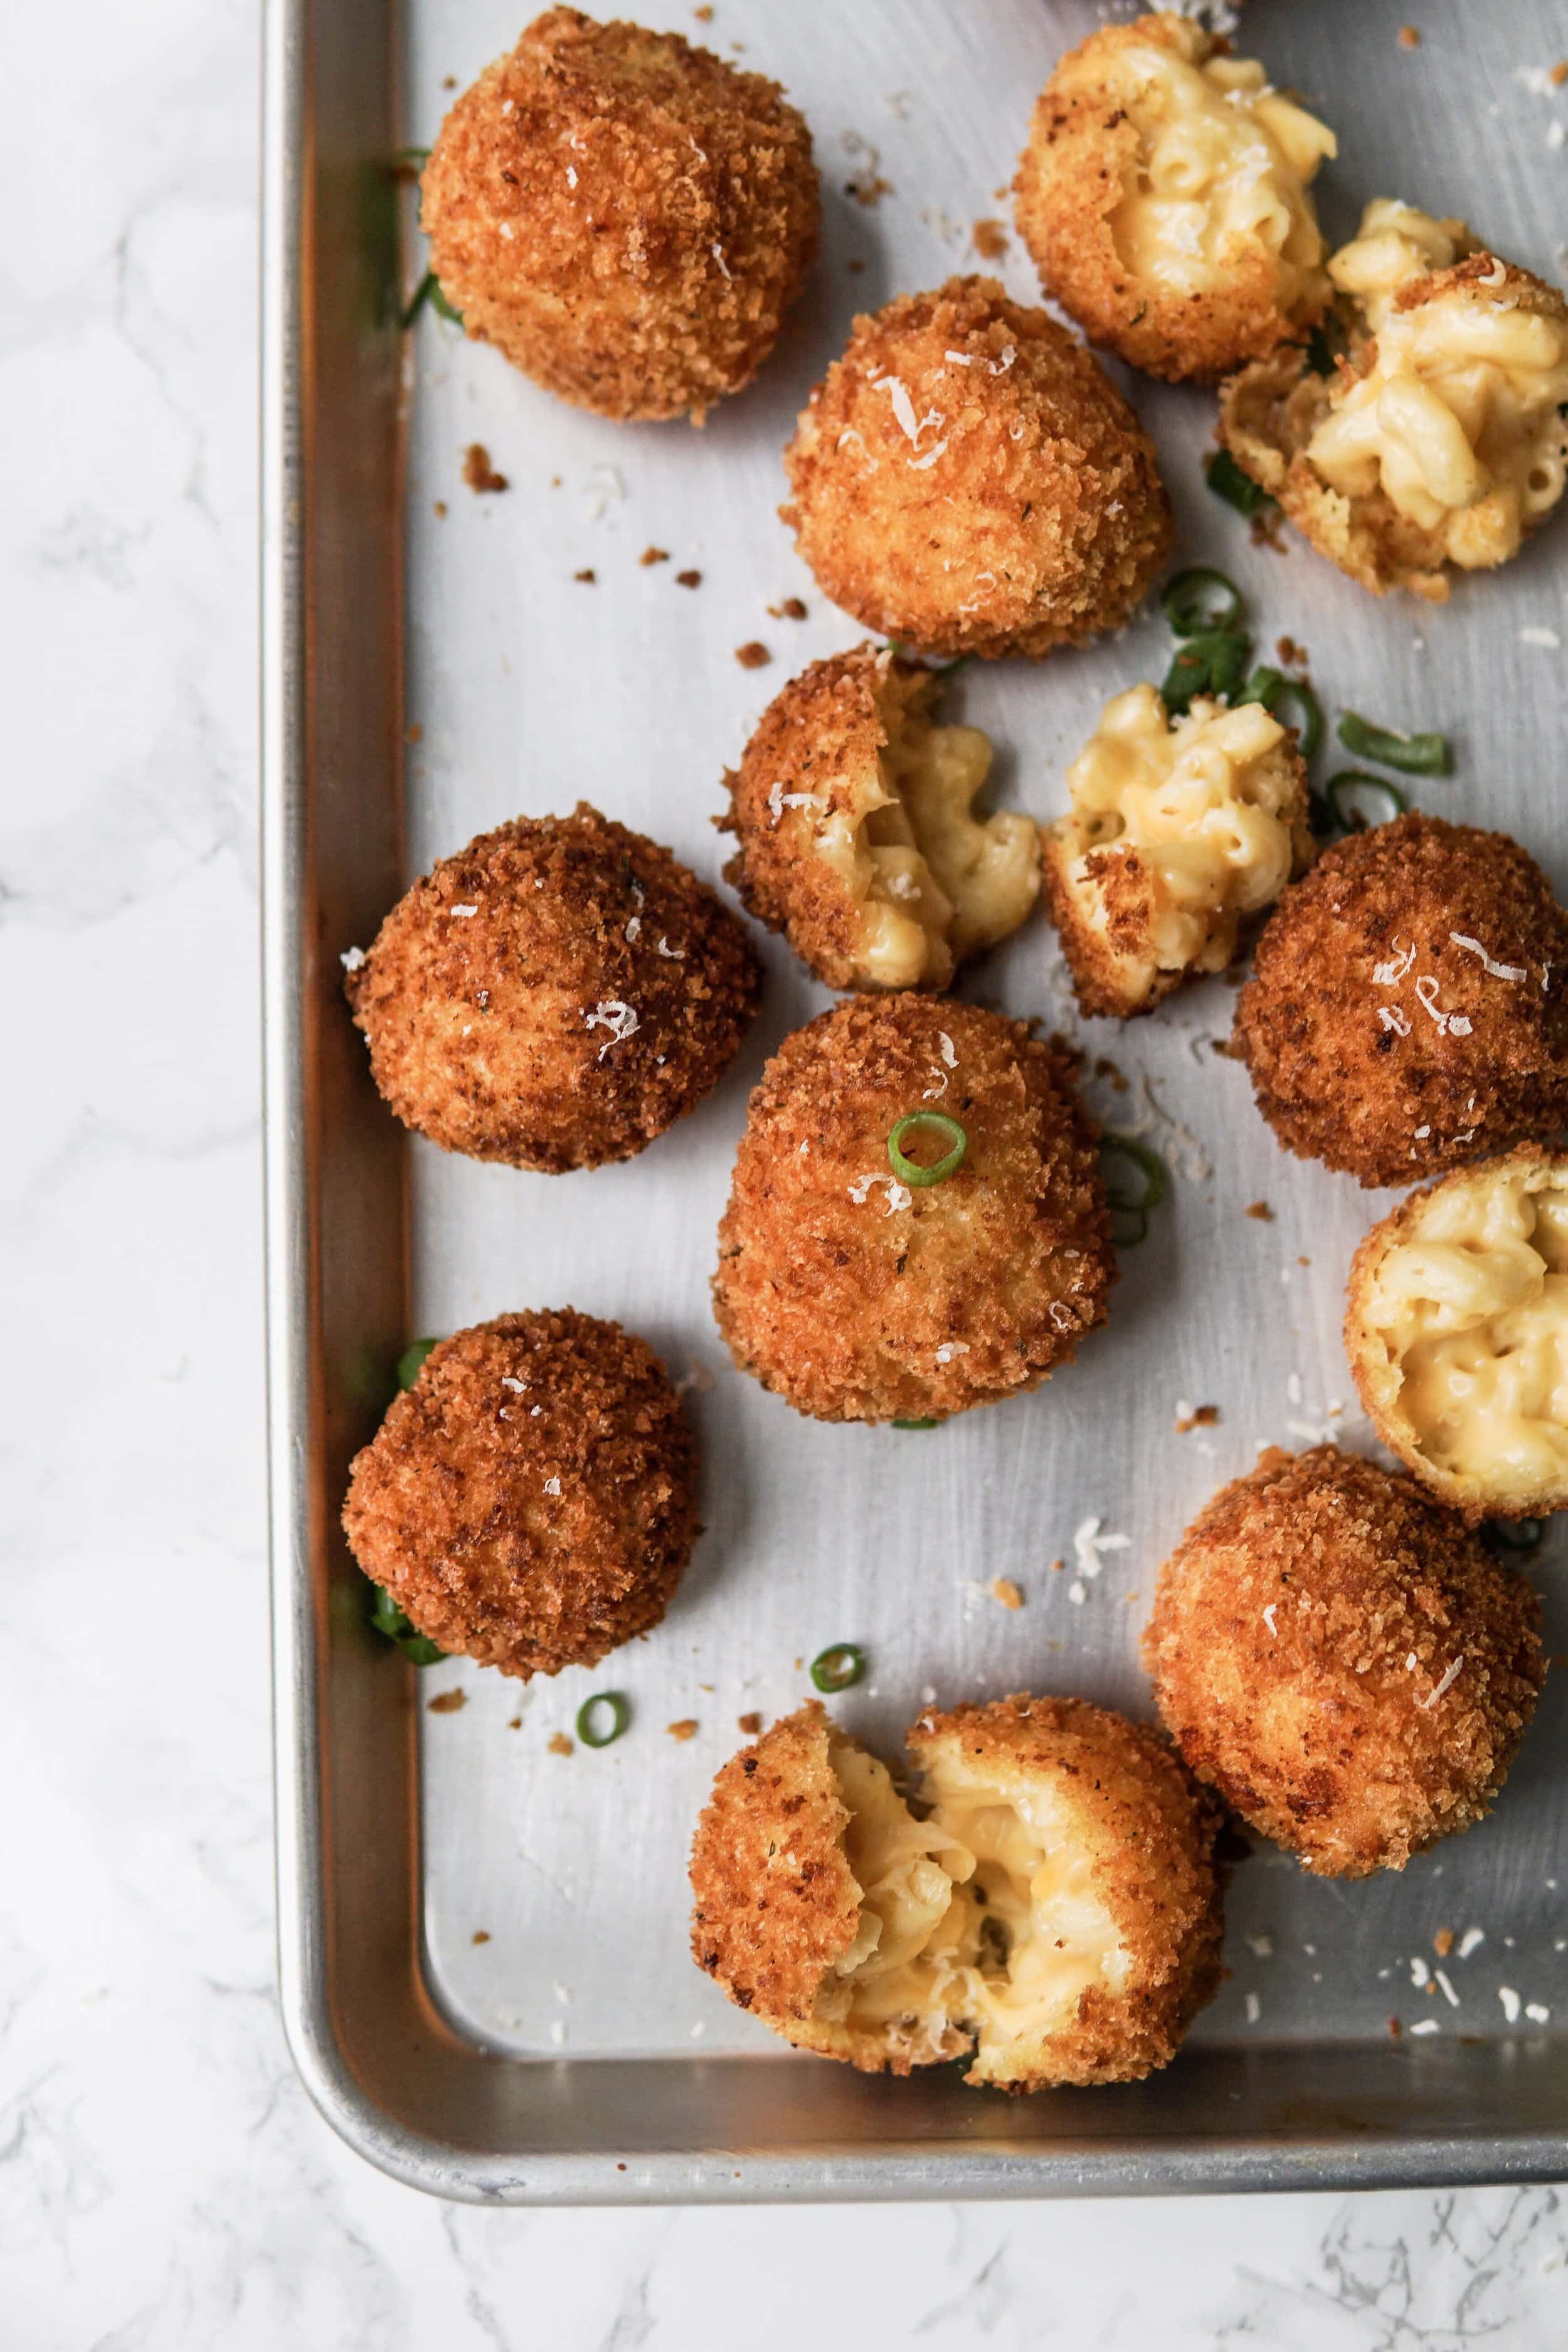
[
  {"x1": 1099, "y1": 1133, "x2": 1168, "y2": 1215},
  {"x1": 1236, "y1": 663, "x2": 1283, "y2": 713},
  {"x1": 1337, "y1": 710, "x2": 1449, "y2": 775},
  {"x1": 389, "y1": 145, "x2": 432, "y2": 167},
  {"x1": 887, "y1": 1112, "x2": 967, "y2": 1188},
  {"x1": 368, "y1": 1582, "x2": 447, "y2": 1666},
  {"x1": 1326, "y1": 771, "x2": 1408, "y2": 833},
  {"x1": 810, "y1": 1643, "x2": 866, "y2": 1694},
  {"x1": 1162, "y1": 567, "x2": 1244, "y2": 637},
  {"x1": 576, "y1": 1691, "x2": 631, "y2": 1748},
  {"x1": 401, "y1": 269, "x2": 465, "y2": 330},
  {"x1": 887, "y1": 641, "x2": 973, "y2": 674},
  {"x1": 398, "y1": 1336, "x2": 440, "y2": 1390},
  {"x1": 1485, "y1": 1517, "x2": 1545, "y2": 1555},
  {"x1": 892, "y1": 1418, "x2": 938, "y2": 1430},
  {"x1": 1205, "y1": 448, "x2": 1276, "y2": 517},
  {"x1": 1270, "y1": 677, "x2": 1324, "y2": 762},
  {"x1": 1108, "y1": 1205, "x2": 1150, "y2": 1248},
  {"x1": 1162, "y1": 629, "x2": 1251, "y2": 714}
]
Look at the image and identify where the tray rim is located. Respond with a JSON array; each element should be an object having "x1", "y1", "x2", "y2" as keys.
[{"x1": 260, "y1": 0, "x2": 1568, "y2": 2204}]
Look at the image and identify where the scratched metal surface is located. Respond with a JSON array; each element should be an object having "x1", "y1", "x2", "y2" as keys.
[{"x1": 397, "y1": 0, "x2": 1568, "y2": 2072}]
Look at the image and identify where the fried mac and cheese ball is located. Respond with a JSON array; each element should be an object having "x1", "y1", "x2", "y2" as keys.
[
  {"x1": 690, "y1": 1695, "x2": 1223, "y2": 2088},
  {"x1": 1042, "y1": 683, "x2": 1313, "y2": 1019},
  {"x1": 780, "y1": 277, "x2": 1171, "y2": 661},
  {"x1": 721, "y1": 645, "x2": 1040, "y2": 992},
  {"x1": 1144, "y1": 1447, "x2": 1545, "y2": 1877},
  {"x1": 711, "y1": 996, "x2": 1114, "y2": 1423},
  {"x1": 1345, "y1": 1149, "x2": 1568, "y2": 1524},
  {"x1": 420, "y1": 8, "x2": 818, "y2": 423},
  {"x1": 1231, "y1": 813, "x2": 1568, "y2": 1189},
  {"x1": 1219, "y1": 202, "x2": 1568, "y2": 598},
  {"x1": 343, "y1": 1312, "x2": 696, "y2": 1679},
  {"x1": 1014, "y1": 14, "x2": 1336, "y2": 383},
  {"x1": 344, "y1": 804, "x2": 761, "y2": 1173}
]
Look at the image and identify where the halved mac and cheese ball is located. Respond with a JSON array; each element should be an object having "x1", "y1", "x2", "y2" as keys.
[
  {"x1": 1345, "y1": 1149, "x2": 1568, "y2": 1523},
  {"x1": 1231, "y1": 813, "x2": 1568, "y2": 1189},
  {"x1": 721, "y1": 645, "x2": 1040, "y2": 992},
  {"x1": 1219, "y1": 202, "x2": 1568, "y2": 598},
  {"x1": 780, "y1": 277, "x2": 1172, "y2": 661},
  {"x1": 1014, "y1": 13, "x2": 1336, "y2": 383},
  {"x1": 343, "y1": 1312, "x2": 697, "y2": 1679},
  {"x1": 420, "y1": 9, "x2": 818, "y2": 423},
  {"x1": 1042, "y1": 684, "x2": 1313, "y2": 1019},
  {"x1": 689, "y1": 1696, "x2": 1224, "y2": 2088},
  {"x1": 1143, "y1": 1445, "x2": 1545, "y2": 1878},
  {"x1": 711, "y1": 996, "x2": 1114, "y2": 1423},
  {"x1": 344, "y1": 804, "x2": 761, "y2": 1172}
]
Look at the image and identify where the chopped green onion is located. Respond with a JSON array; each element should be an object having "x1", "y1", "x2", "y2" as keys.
[
  {"x1": 576, "y1": 1691, "x2": 631, "y2": 1747},
  {"x1": 1162, "y1": 629, "x2": 1250, "y2": 713},
  {"x1": 1205, "y1": 448, "x2": 1275, "y2": 517},
  {"x1": 1162, "y1": 567, "x2": 1244, "y2": 637},
  {"x1": 389, "y1": 145, "x2": 432, "y2": 167},
  {"x1": 368, "y1": 1582, "x2": 447, "y2": 1665},
  {"x1": 1337, "y1": 710, "x2": 1450, "y2": 775},
  {"x1": 400, "y1": 269, "x2": 464, "y2": 330},
  {"x1": 1108, "y1": 1205, "x2": 1149, "y2": 1248},
  {"x1": 1236, "y1": 664, "x2": 1283, "y2": 713},
  {"x1": 1484, "y1": 1518, "x2": 1545, "y2": 1555},
  {"x1": 1099, "y1": 1133, "x2": 1167, "y2": 1215},
  {"x1": 1303, "y1": 322, "x2": 1337, "y2": 378},
  {"x1": 892, "y1": 1418, "x2": 938, "y2": 1430},
  {"x1": 1269, "y1": 677, "x2": 1324, "y2": 763},
  {"x1": 398, "y1": 1338, "x2": 440, "y2": 1390},
  {"x1": 810, "y1": 1643, "x2": 866, "y2": 1694},
  {"x1": 1326, "y1": 771, "x2": 1408, "y2": 833},
  {"x1": 887, "y1": 1112, "x2": 967, "y2": 1188}
]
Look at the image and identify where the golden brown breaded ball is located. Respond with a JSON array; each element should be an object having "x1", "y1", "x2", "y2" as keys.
[
  {"x1": 343, "y1": 1311, "x2": 696, "y2": 1679},
  {"x1": 1014, "y1": 14, "x2": 1336, "y2": 383},
  {"x1": 1231, "y1": 812, "x2": 1568, "y2": 1190},
  {"x1": 420, "y1": 9, "x2": 818, "y2": 423},
  {"x1": 780, "y1": 277, "x2": 1171, "y2": 661},
  {"x1": 1345, "y1": 1147, "x2": 1568, "y2": 1524},
  {"x1": 711, "y1": 996, "x2": 1114, "y2": 1423},
  {"x1": 720, "y1": 644, "x2": 1039, "y2": 993},
  {"x1": 1143, "y1": 1445, "x2": 1545, "y2": 1878},
  {"x1": 1219, "y1": 202, "x2": 1568, "y2": 599},
  {"x1": 1042, "y1": 683, "x2": 1314, "y2": 1020},
  {"x1": 689, "y1": 1694, "x2": 1224, "y2": 2088},
  {"x1": 344, "y1": 804, "x2": 761, "y2": 1173}
]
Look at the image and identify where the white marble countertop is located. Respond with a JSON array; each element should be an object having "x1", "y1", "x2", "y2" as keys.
[{"x1": 3, "y1": 0, "x2": 1565, "y2": 2342}]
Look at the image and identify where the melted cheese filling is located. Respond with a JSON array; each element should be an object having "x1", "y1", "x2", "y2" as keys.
[
  {"x1": 809, "y1": 672, "x2": 1039, "y2": 990},
  {"x1": 1052, "y1": 686, "x2": 1301, "y2": 984},
  {"x1": 1076, "y1": 38, "x2": 1334, "y2": 305},
  {"x1": 1308, "y1": 201, "x2": 1568, "y2": 568},
  {"x1": 813, "y1": 1740, "x2": 1125, "y2": 2058},
  {"x1": 1362, "y1": 1164, "x2": 1568, "y2": 1499}
]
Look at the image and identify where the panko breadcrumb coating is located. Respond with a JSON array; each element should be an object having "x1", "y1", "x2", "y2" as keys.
[
  {"x1": 711, "y1": 996, "x2": 1114, "y2": 1423},
  {"x1": 344, "y1": 804, "x2": 761, "y2": 1173},
  {"x1": 1014, "y1": 14, "x2": 1336, "y2": 383},
  {"x1": 420, "y1": 8, "x2": 818, "y2": 423},
  {"x1": 780, "y1": 277, "x2": 1171, "y2": 660},
  {"x1": 689, "y1": 1695, "x2": 1224, "y2": 2088},
  {"x1": 1219, "y1": 201, "x2": 1568, "y2": 598},
  {"x1": 1042, "y1": 683, "x2": 1314, "y2": 1019},
  {"x1": 720, "y1": 644, "x2": 1039, "y2": 992},
  {"x1": 1143, "y1": 1445, "x2": 1545, "y2": 1877},
  {"x1": 1231, "y1": 812, "x2": 1568, "y2": 1189},
  {"x1": 1345, "y1": 1147, "x2": 1568, "y2": 1523},
  {"x1": 343, "y1": 1312, "x2": 696, "y2": 1679}
]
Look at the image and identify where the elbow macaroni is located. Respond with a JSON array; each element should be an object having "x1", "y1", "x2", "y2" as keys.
[{"x1": 1307, "y1": 202, "x2": 1568, "y2": 569}]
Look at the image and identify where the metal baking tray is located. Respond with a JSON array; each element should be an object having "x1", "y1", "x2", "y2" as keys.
[{"x1": 262, "y1": 0, "x2": 1568, "y2": 2201}]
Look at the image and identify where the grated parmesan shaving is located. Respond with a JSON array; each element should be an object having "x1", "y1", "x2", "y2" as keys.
[
  {"x1": 585, "y1": 1000, "x2": 640, "y2": 1057},
  {"x1": 1449, "y1": 933, "x2": 1527, "y2": 982},
  {"x1": 1417, "y1": 1654, "x2": 1465, "y2": 1710}
]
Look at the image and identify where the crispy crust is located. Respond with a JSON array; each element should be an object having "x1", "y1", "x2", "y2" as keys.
[
  {"x1": 344, "y1": 803, "x2": 761, "y2": 1172},
  {"x1": 721, "y1": 643, "x2": 901, "y2": 987},
  {"x1": 342, "y1": 1311, "x2": 696, "y2": 1680},
  {"x1": 1345, "y1": 1146, "x2": 1568, "y2": 1521},
  {"x1": 1218, "y1": 255, "x2": 1568, "y2": 599},
  {"x1": 711, "y1": 995, "x2": 1115, "y2": 1423},
  {"x1": 780, "y1": 276, "x2": 1171, "y2": 660},
  {"x1": 1013, "y1": 14, "x2": 1328, "y2": 383},
  {"x1": 420, "y1": 7, "x2": 818, "y2": 422},
  {"x1": 1231, "y1": 813, "x2": 1568, "y2": 1189},
  {"x1": 911, "y1": 1695, "x2": 1225, "y2": 2090},
  {"x1": 1143, "y1": 1445, "x2": 1545, "y2": 1876}
]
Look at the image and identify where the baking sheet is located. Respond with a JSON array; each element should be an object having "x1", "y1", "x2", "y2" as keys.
[{"x1": 399, "y1": 0, "x2": 1568, "y2": 2063}]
